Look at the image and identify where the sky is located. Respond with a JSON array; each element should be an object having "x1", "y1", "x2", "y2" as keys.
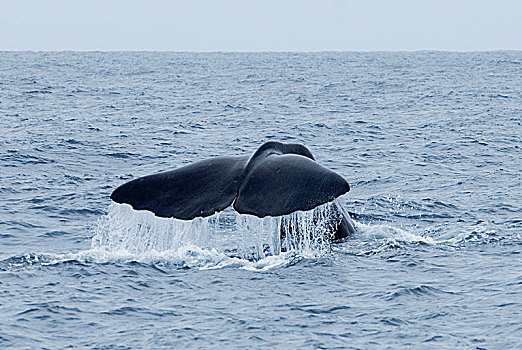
[{"x1": 1, "y1": 0, "x2": 521, "y2": 51}]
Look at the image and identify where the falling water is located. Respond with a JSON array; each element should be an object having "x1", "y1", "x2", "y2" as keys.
[{"x1": 91, "y1": 201, "x2": 342, "y2": 262}]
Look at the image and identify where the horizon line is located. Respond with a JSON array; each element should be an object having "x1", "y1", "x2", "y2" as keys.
[{"x1": 1, "y1": 49, "x2": 521, "y2": 53}]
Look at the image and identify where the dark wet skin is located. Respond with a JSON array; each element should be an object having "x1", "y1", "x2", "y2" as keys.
[{"x1": 112, "y1": 141, "x2": 355, "y2": 239}]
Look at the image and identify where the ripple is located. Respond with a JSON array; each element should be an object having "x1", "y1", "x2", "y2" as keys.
[
  {"x1": 291, "y1": 305, "x2": 351, "y2": 315},
  {"x1": 105, "y1": 152, "x2": 137, "y2": 158},
  {"x1": 384, "y1": 285, "x2": 454, "y2": 300},
  {"x1": 1, "y1": 153, "x2": 55, "y2": 165}
]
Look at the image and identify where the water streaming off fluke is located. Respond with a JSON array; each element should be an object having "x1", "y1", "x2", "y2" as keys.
[{"x1": 89, "y1": 201, "x2": 344, "y2": 268}]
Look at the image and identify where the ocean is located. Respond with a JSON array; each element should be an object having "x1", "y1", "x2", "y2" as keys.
[{"x1": 0, "y1": 51, "x2": 520, "y2": 349}]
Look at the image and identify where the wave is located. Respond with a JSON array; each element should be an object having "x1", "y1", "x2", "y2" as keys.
[
  {"x1": 0, "y1": 247, "x2": 303, "y2": 273},
  {"x1": 335, "y1": 216, "x2": 504, "y2": 258},
  {"x1": 0, "y1": 202, "x2": 337, "y2": 271},
  {"x1": 2, "y1": 202, "x2": 504, "y2": 272},
  {"x1": 383, "y1": 284, "x2": 456, "y2": 301}
]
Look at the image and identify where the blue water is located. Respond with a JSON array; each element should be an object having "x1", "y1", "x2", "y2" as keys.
[{"x1": 0, "y1": 52, "x2": 521, "y2": 349}]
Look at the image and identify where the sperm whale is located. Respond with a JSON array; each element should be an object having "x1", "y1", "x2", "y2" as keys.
[{"x1": 111, "y1": 141, "x2": 356, "y2": 240}]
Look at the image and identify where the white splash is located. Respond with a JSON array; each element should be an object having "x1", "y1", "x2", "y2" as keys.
[
  {"x1": 354, "y1": 221, "x2": 436, "y2": 245},
  {"x1": 84, "y1": 202, "x2": 339, "y2": 270}
]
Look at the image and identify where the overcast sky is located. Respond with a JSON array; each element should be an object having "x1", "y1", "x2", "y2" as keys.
[{"x1": 1, "y1": 0, "x2": 520, "y2": 51}]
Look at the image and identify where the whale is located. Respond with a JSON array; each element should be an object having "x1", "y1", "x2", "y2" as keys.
[{"x1": 111, "y1": 141, "x2": 356, "y2": 240}]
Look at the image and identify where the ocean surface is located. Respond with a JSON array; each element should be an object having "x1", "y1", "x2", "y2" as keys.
[{"x1": 0, "y1": 51, "x2": 520, "y2": 349}]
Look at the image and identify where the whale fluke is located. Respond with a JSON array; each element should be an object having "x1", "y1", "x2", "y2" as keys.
[{"x1": 111, "y1": 141, "x2": 350, "y2": 220}]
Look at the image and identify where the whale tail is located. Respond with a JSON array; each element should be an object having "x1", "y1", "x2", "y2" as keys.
[{"x1": 111, "y1": 141, "x2": 350, "y2": 220}]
